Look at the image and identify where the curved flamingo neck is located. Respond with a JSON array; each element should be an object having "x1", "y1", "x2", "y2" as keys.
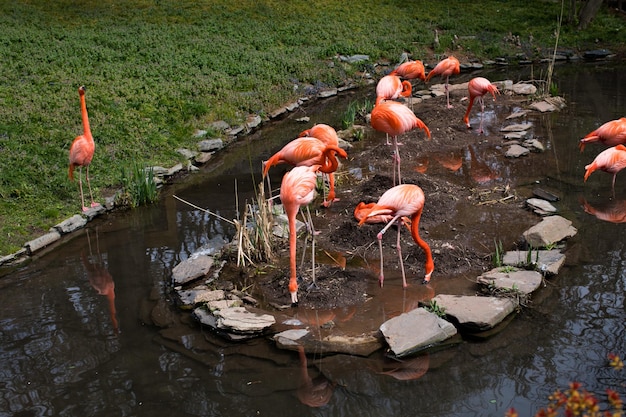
[
  {"x1": 80, "y1": 91, "x2": 92, "y2": 141},
  {"x1": 410, "y1": 209, "x2": 434, "y2": 276}
]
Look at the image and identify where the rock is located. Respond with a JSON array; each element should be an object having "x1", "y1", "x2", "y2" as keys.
[
  {"x1": 171, "y1": 254, "x2": 214, "y2": 285},
  {"x1": 583, "y1": 49, "x2": 613, "y2": 60},
  {"x1": 500, "y1": 123, "x2": 532, "y2": 132},
  {"x1": 529, "y1": 100, "x2": 557, "y2": 112},
  {"x1": 273, "y1": 329, "x2": 383, "y2": 356},
  {"x1": 505, "y1": 144, "x2": 530, "y2": 158},
  {"x1": 503, "y1": 131, "x2": 528, "y2": 140},
  {"x1": 526, "y1": 198, "x2": 557, "y2": 215},
  {"x1": 523, "y1": 139, "x2": 545, "y2": 152},
  {"x1": 379, "y1": 308, "x2": 457, "y2": 358},
  {"x1": 194, "y1": 152, "x2": 212, "y2": 164},
  {"x1": 533, "y1": 188, "x2": 560, "y2": 202},
  {"x1": 167, "y1": 163, "x2": 184, "y2": 176},
  {"x1": 432, "y1": 294, "x2": 518, "y2": 332},
  {"x1": 522, "y1": 215, "x2": 577, "y2": 247},
  {"x1": 506, "y1": 110, "x2": 529, "y2": 120},
  {"x1": 177, "y1": 288, "x2": 225, "y2": 307},
  {"x1": 477, "y1": 267, "x2": 543, "y2": 295},
  {"x1": 193, "y1": 129, "x2": 208, "y2": 138},
  {"x1": 176, "y1": 148, "x2": 198, "y2": 160},
  {"x1": 269, "y1": 106, "x2": 289, "y2": 119},
  {"x1": 502, "y1": 250, "x2": 566, "y2": 275},
  {"x1": 245, "y1": 114, "x2": 262, "y2": 130},
  {"x1": 197, "y1": 138, "x2": 224, "y2": 152},
  {"x1": 318, "y1": 89, "x2": 338, "y2": 98},
  {"x1": 53, "y1": 214, "x2": 87, "y2": 234},
  {"x1": 511, "y1": 83, "x2": 537, "y2": 95},
  {"x1": 339, "y1": 54, "x2": 370, "y2": 63},
  {"x1": 209, "y1": 120, "x2": 231, "y2": 131},
  {"x1": 24, "y1": 231, "x2": 61, "y2": 255},
  {"x1": 214, "y1": 307, "x2": 276, "y2": 333}
]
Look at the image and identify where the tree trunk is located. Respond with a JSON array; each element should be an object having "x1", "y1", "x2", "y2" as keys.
[{"x1": 578, "y1": 0, "x2": 604, "y2": 29}]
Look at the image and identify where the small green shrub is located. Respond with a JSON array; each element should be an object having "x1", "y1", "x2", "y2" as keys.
[{"x1": 118, "y1": 161, "x2": 158, "y2": 208}]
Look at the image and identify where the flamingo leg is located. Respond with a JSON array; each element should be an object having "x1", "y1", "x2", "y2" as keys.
[
  {"x1": 445, "y1": 76, "x2": 453, "y2": 109},
  {"x1": 478, "y1": 96, "x2": 485, "y2": 134},
  {"x1": 85, "y1": 166, "x2": 99, "y2": 208},
  {"x1": 77, "y1": 167, "x2": 88, "y2": 212},
  {"x1": 305, "y1": 205, "x2": 318, "y2": 290},
  {"x1": 396, "y1": 224, "x2": 408, "y2": 288},
  {"x1": 394, "y1": 136, "x2": 402, "y2": 185},
  {"x1": 376, "y1": 214, "x2": 402, "y2": 287}
]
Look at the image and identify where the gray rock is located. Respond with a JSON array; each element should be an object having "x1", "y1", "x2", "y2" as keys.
[
  {"x1": 584, "y1": 49, "x2": 613, "y2": 60},
  {"x1": 503, "y1": 131, "x2": 528, "y2": 140},
  {"x1": 432, "y1": 294, "x2": 518, "y2": 332},
  {"x1": 167, "y1": 163, "x2": 184, "y2": 176},
  {"x1": 176, "y1": 148, "x2": 198, "y2": 160},
  {"x1": 529, "y1": 100, "x2": 558, "y2": 112},
  {"x1": 273, "y1": 329, "x2": 382, "y2": 356},
  {"x1": 24, "y1": 231, "x2": 61, "y2": 255},
  {"x1": 533, "y1": 188, "x2": 560, "y2": 202},
  {"x1": 511, "y1": 83, "x2": 537, "y2": 95},
  {"x1": 53, "y1": 214, "x2": 87, "y2": 234},
  {"x1": 339, "y1": 54, "x2": 370, "y2": 63},
  {"x1": 526, "y1": 198, "x2": 557, "y2": 215},
  {"x1": 379, "y1": 308, "x2": 457, "y2": 358},
  {"x1": 501, "y1": 123, "x2": 532, "y2": 132},
  {"x1": 197, "y1": 138, "x2": 224, "y2": 152},
  {"x1": 318, "y1": 89, "x2": 338, "y2": 98},
  {"x1": 274, "y1": 329, "x2": 310, "y2": 347},
  {"x1": 502, "y1": 250, "x2": 566, "y2": 275},
  {"x1": 506, "y1": 110, "x2": 529, "y2": 120},
  {"x1": 209, "y1": 120, "x2": 231, "y2": 131},
  {"x1": 523, "y1": 215, "x2": 577, "y2": 247},
  {"x1": 477, "y1": 267, "x2": 543, "y2": 295},
  {"x1": 523, "y1": 139, "x2": 545, "y2": 152},
  {"x1": 193, "y1": 129, "x2": 207, "y2": 138},
  {"x1": 171, "y1": 254, "x2": 214, "y2": 285},
  {"x1": 269, "y1": 106, "x2": 288, "y2": 119},
  {"x1": 177, "y1": 288, "x2": 225, "y2": 306},
  {"x1": 505, "y1": 144, "x2": 530, "y2": 158},
  {"x1": 213, "y1": 307, "x2": 276, "y2": 333},
  {"x1": 245, "y1": 114, "x2": 262, "y2": 130}
]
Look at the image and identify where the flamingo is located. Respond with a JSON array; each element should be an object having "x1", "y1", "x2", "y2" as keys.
[
  {"x1": 375, "y1": 74, "x2": 412, "y2": 107},
  {"x1": 299, "y1": 124, "x2": 343, "y2": 207},
  {"x1": 584, "y1": 144, "x2": 626, "y2": 195},
  {"x1": 463, "y1": 77, "x2": 500, "y2": 133},
  {"x1": 579, "y1": 117, "x2": 626, "y2": 152},
  {"x1": 390, "y1": 60, "x2": 426, "y2": 82},
  {"x1": 280, "y1": 165, "x2": 320, "y2": 306},
  {"x1": 388, "y1": 63, "x2": 424, "y2": 110},
  {"x1": 354, "y1": 202, "x2": 411, "y2": 228},
  {"x1": 370, "y1": 101, "x2": 431, "y2": 185},
  {"x1": 69, "y1": 86, "x2": 100, "y2": 212},
  {"x1": 425, "y1": 56, "x2": 460, "y2": 109},
  {"x1": 357, "y1": 184, "x2": 434, "y2": 288},
  {"x1": 262, "y1": 136, "x2": 347, "y2": 178}
]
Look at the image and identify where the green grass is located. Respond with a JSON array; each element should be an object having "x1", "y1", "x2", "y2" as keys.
[{"x1": 1, "y1": 0, "x2": 625, "y2": 255}]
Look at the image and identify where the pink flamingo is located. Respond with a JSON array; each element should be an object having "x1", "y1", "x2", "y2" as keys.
[
  {"x1": 425, "y1": 56, "x2": 460, "y2": 109},
  {"x1": 463, "y1": 77, "x2": 500, "y2": 133},
  {"x1": 357, "y1": 184, "x2": 434, "y2": 288},
  {"x1": 584, "y1": 144, "x2": 626, "y2": 195},
  {"x1": 579, "y1": 117, "x2": 626, "y2": 152},
  {"x1": 390, "y1": 60, "x2": 426, "y2": 82},
  {"x1": 370, "y1": 101, "x2": 431, "y2": 185},
  {"x1": 280, "y1": 165, "x2": 320, "y2": 305},
  {"x1": 69, "y1": 86, "x2": 100, "y2": 212},
  {"x1": 298, "y1": 124, "x2": 343, "y2": 207}
]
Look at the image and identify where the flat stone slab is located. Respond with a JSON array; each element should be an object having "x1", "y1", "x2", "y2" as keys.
[
  {"x1": 213, "y1": 307, "x2": 276, "y2": 333},
  {"x1": 177, "y1": 288, "x2": 225, "y2": 307},
  {"x1": 523, "y1": 215, "x2": 577, "y2": 247},
  {"x1": 526, "y1": 198, "x2": 557, "y2": 215},
  {"x1": 477, "y1": 267, "x2": 543, "y2": 295},
  {"x1": 171, "y1": 254, "x2": 214, "y2": 285},
  {"x1": 379, "y1": 308, "x2": 457, "y2": 358},
  {"x1": 53, "y1": 214, "x2": 87, "y2": 234},
  {"x1": 502, "y1": 250, "x2": 566, "y2": 275},
  {"x1": 24, "y1": 231, "x2": 61, "y2": 255},
  {"x1": 273, "y1": 329, "x2": 382, "y2": 357},
  {"x1": 432, "y1": 294, "x2": 518, "y2": 332},
  {"x1": 505, "y1": 144, "x2": 530, "y2": 158}
]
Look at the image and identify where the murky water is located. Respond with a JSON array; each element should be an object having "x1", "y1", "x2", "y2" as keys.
[{"x1": 1, "y1": 62, "x2": 625, "y2": 417}]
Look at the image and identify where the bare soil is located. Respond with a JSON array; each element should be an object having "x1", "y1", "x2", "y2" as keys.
[{"x1": 237, "y1": 87, "x2": 542, "y2": 310}]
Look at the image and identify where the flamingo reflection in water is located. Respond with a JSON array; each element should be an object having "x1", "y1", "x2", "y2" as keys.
[
  {"x1": 296, "y1": 346, "x2": 336, "y2": 407},
  {"x1": 81, "y1": 229, "x2": 119, "y2": 334},
  {"x1": 580, "y1": 197, "x2": 626, "y2": 223}
]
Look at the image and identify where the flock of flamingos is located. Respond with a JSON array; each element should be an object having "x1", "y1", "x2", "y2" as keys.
[{"x1": 68, "y1": 56, "x2": 626, "y2": 306}]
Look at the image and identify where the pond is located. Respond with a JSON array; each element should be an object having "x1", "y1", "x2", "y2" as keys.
[{"x1": 1, "y1": 61, "x2": 625, "y2": 417}]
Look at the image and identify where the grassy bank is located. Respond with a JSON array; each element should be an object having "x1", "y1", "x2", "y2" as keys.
[{"x1": 0, "y1": 0, "x2": 624, "y2": 255}]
